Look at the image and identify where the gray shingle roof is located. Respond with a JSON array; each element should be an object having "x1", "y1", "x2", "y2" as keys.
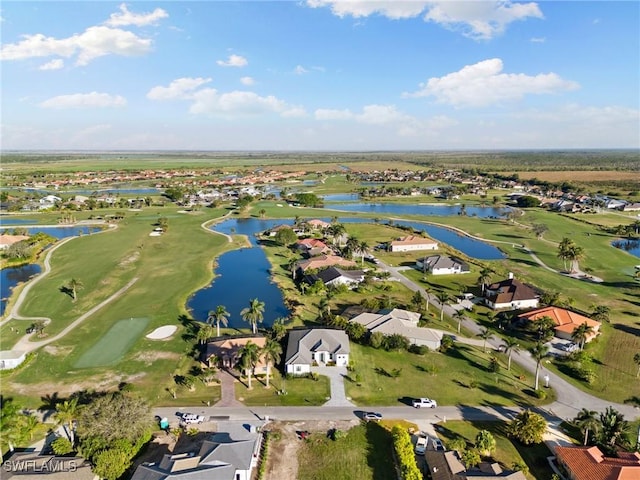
[{"x1": 285, "y1": 328, "x2": 350, "y2": 365}]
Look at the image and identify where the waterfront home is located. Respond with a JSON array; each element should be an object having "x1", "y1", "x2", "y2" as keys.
[
  {"x1": 292, "y1": 255, "x2": 356, "y2": 279},
  {"x1": 416, "y1": 255, "x2": 470, "y2": 275},
  {"x1": 295, "y1": 238, "x2": 331, "y2": 257},
  {"x1": 307, "y1": 219, "x2": 331, "y2": 230},
  {"x1": 0, "y1": 234, "x2": 29, "y2": 250},
  {"x1": 517, "y1": 306, "x2": 601, "y2": 343},
  {"x1": 303, "y1": 266, "x2": 365, "y2": 289},
  {"x1": 483, "y1": 274, "x2": 539, "y2": 310},
  {"x1": 202, "y1": 336, "x2": 269, "y2": 376},
  {"x1": 285, "y1": 328, "x2": 350, "y2": 374},
  {"x1": 389, "y1": 235, "x2": 438, "y2": 252}
]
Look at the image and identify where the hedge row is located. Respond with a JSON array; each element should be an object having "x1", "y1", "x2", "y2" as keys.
[{"x1": 391, "y1": 425, "x2": 421, "y2": 480}]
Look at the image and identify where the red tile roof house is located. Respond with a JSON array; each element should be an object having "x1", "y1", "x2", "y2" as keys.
[
  {"x1": 307, "y1": 219, "x2": 331, "y2": 230},
  {"x1": 292, "y1": 255, "x2": 356, "y2": 279},
  {"x1": 484, "y1": 274, "x2": 539, "y2": 310},
  {"x1": 202, "y1": 335, "x2": 269, "y2": 376},
  {"x1": 295, "y1": 238, "x2": 331, "y2": 257},
  {"x1": 555, "y1": 445, "x2": 640, "y2": 480},
  {"x1": 390, "y1": 235, "x2": 438, "y2": 252},
  {"x1": 518, "y1": 306, "x2": 601, "y2": 342}
]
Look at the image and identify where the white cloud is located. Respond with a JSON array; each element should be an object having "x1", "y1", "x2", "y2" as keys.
[
  {"x1": 294, "y1": 65, "x2": 309, "y2": 75},
  {"x1": 216, "y1": 54, "x2": 248, "y2": 67},
  {"x1": 281, "y1": 107, "x2": 308, "y2": 118},
  {"x1": 190, "y1": 89, "x2": 288, "y2": 115},
  {"x1": 315, "y1": 108, "x2": 354, "y2": 121},
  {"x1": 39, "y1": 92, "x2": 127, "y2": 109},
  {"x1": 39, "y1": 58, "x2": 64, "y2": 70},
  {"x1": 530, "y1": 37, "x2": 546, "y2": 43},
  {"x1": 515, "y1": 103, "x2": 639, "y2": 126},
  {"x1": 307, "y1": 1, "x2": 543, "y2": 39},
  {"x1": 105, "y1": 3, "x2": 168, "y2": 27},
  {"x1": 147, "y1": 77, "x2": 212, "y2": 100},
  {"x1": 1, "y1": 26, "x2": 153, "y2": 65},
  {"x1": 356, "y1": 104, "x2": 413, "y2": 125},
  {"x1": 240, "y1": 76, "x2": 255, "y2": 86},
  {"x1": 405, "y1": 58, "x2": 579, "y2": 107}
]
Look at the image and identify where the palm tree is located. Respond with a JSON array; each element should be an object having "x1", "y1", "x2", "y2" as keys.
[
  {"x1": 436, "y1": 291, "x2": 450, "y2": 322},
  {"x1": 477, "y1": 267, "x2": 493, "y2": 294},
  {"x1": 598, "y1": 407, "x2": 629, "y2": 453},
  {"x1": 237, "y1": 341, "x2": 261, "y2": 389},
  {"x1": 328, "y1": 223, "x2": 346, "y2": 246},
  {"x1": 357, "y1": 240, "x2": 369, "y2": 265},
  {"x1": 422, "y1": 286, "x2": 432, "y2": 313},
  {"x1": 196, "y1": 323, "x2": 214, "y2": 345},
  {"x1": 502, "y1": 337, "x2": 520, "y2": 371},
  {"x1": 573, "y1": 408, "x2": 599, "y2": 446},
  {"x1": 557, "y1": 237, "x2": 575, "y2": 272},
  {"x1": 68, "y1": 278, "x2": 83, "y2": 301},
  {"x1": 258, "y1": 209, "x2": 266, "y2": 219},
  {"x1": 567, "y1": 244, "x2": 585, "y2": 273},
  {"x1": 529, "y1": 342, "x2": 549, "y2": 391},
  {"x1": 634, "y1": 352, "x2": 640, "y2": 378},
  {"x1": 477, "y1": 328, "x2": 492, "y2": 353},
  {"x1": 571, "y1": 322, "x2": 594, "y2": 350},
  {"x1": 454, "y1": 310, "x2": 465, "y2": 334},
  {"x1": 590, "y1": 305, "x2": 611, "y2": 323},
  {"x1": 55, "y1": 397, "x2": 79, "y2": 444},
  {"x1": 241, "y1": 298, "x2": 265, "y2": 334},
  {"x1": 262, "y1": 339, "x2": 282, "y2": 388},
  {"x1": 207, "y1": 305, "x2": 230, "y2": 337}
]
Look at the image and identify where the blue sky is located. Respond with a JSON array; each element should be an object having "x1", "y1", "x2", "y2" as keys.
[{"x1": 1, "y1": 1, "x2": 638, "y2": 150}]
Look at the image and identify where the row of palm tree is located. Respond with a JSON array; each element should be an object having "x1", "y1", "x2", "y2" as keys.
[
  {"x1": 573, "y1": 406, "x2": 630, "y2": 454},
  {"x1": 235, "y1": 338, "x2": 282, "y2": 389},
  {"x1": 203, "y1": 298, "x2": 266, "y2": 340}
]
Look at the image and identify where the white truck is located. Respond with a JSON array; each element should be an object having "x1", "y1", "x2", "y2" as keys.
[{"x1": 412, "y1": 397, "x2": 438, "y2": 408}]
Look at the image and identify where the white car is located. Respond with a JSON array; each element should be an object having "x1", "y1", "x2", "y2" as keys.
[
  {"x1": 412, "y1": 397, "x2": 438, "y2": 408},
  {"x1": 430, "y1": 437, "x2": 445, "y2": 451},
  {"x1": 180, "y1": 413, "x2": 206, "y2": 425},
  {"x1": 415, "y1": 435, "x2": 428, "y2": 455}
]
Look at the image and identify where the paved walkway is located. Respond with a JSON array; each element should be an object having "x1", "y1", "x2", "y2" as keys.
[
  {"x1": 215, "y1": 368, "x2": 244, "y2": 407},
  {"x1": 311, "y1": 366, "x2": 355, "y2": 407}
]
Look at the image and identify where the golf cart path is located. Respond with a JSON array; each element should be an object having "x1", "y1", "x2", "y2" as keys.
[{"x1": 11, "y1": 277, "x2": 139, "y2": 354}]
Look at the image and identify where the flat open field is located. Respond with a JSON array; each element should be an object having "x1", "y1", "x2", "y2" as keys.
[{"x1": 513, "y1": 170, "x2": 640, "y2": 182}]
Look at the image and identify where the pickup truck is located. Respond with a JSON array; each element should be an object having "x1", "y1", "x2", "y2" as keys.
[{"x1": 412, "y1": 397, "x2": 437, "y2": 408}]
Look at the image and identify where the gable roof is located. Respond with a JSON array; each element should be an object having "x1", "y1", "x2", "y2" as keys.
[
  {"x1": 350, "y1": 308, "x2": 442, "y2": 345},
  {"x1": 555, "y1": 445, "x2": 640, "y2": 480},
  {"x1": 485, "y1": 277, "x2": 538, "y2": 304},
  {"x1": 391, "y1": 235, "x2": 438, "y2": 246},
  {"x1": 0, "y1": 234, "x2": 30, "y2": 247},
  {"x1": 304, "y1": 267, "x2": 365, "y2": 285},
  {"x1": 203, "y1": 336, "x2": 268, "y2": 369},
  {"x1": 518, "y1": 307, "x2": 600, "y2": 336},
  {"x1": 295, "y1": 255, "x2": 356, "y2": 273},
  {"x1": 419, "y1": 255, "x2": 470, "y2": 272},
  {"x1": 285, "y1": 328, "x2": 350, "y2": 365}
]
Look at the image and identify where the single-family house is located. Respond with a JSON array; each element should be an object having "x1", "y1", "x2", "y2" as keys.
[
  {"x1": 554, "y1": 445, "x2": 640, "y2": 480},
  {"x1": 285, "y1": 328, "x2": 350, "y2": 375},
  {"x1": 295, "y1": 238, "x2": 331, "y2": 257},
  {"x1": 425, "y1": 450, "x2": 526, "y2": 480},
  {"x1": 0, "y1": 234, "x2": 30, "y2": 250},
  {"x1": 293, "y1": 255, "x2": 356, "y2": 279},
  {"x1": 517, "y1": 307, "x2": 601, "y2": 342},
  {"x1": 416, "y1": 255, "x2": 470, "y2": 275},
  {"x1": 484, "y1": 274, "x2": 539, "y2": 310},
  {"x1": 38, "y1": 194, "x2": 62, "y2": 209},
  {"x1": 202, "y1": 336, "x2": 269, "y2": 375},
  {"x1": 0, "y1": 350, "x2": 27, "y2": 370},
  {"x1": 131, "y1": 421, "x2": 263, "y2": 480},
  {"x1": 389, "y1": 235, "x2": 438, "y2": 252},
  {"x1": 1, "y1": 452, "x2": 98, "y2": 480},
  {"x1": 623, "y1": 202, "x2": 640, "y2": 212},
  {"x1": 265, "y1": 224, "x2": 294, "y2": 237},
  {"x1": 303, "y1": 266, "x2": 365, "y2": 288},
  {"x1": 349, "y1": 308, "x2": 442, "y2": 350},
  {"x1": 307, "y1": 219, "x2": 331, "y2": 230}
]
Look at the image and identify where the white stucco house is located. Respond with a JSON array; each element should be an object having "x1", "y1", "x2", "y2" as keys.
[
  {"x1": 483, "y1": 274, "x2": 539, "y2": 310},
  {"x1": 285, "y1": 328, "x2": 350, "y2": 375},
  {"x1": 0, "y1": 350, "x2": 27, "y2": 370},
  {"x1": 416, "y1": 255, "x2": 470, "y2": 275},
  {"x1": 389, "y1": 235, "x2": 438, "y2": 252}
]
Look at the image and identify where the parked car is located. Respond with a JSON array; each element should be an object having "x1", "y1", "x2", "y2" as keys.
[
  {"x1": 561, "y1": 343, "x2": 579, "y2": 353},
  {"x1": 180, "y1": 413, "x2": 206, "y2": 424},
  {"x1": 363, "y1": 412, "x2": 382, "y2": 422},
  {"x1": 412, "y1": 397, "x2": 438, "y2": 408},
  {"x1": 430, "y1": 437, "x2": 445, "y2": 451},
  {"x1": 415, "y1": 435, "x2": 428, "y2": 455}
]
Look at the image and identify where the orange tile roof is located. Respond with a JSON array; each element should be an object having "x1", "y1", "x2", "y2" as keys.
[
  {"x1": 555, "y1": 446, "x2": 640, "y2": 480},
  {"x1": 391, "y1": 235, "x2": 437, "y2": 246},
  {"x1": 519, "y1": 306, "x2": 600, "y2": 336}
]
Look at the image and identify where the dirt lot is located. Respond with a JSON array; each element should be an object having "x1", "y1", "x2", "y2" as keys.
[{"x1": 262, "y1": 419, "x2": 360, "y2": 480}]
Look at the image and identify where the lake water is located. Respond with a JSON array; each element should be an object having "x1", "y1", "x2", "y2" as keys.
[
  {"x1": 328, "y1": 202, "x2": 506, "y2": 218},
  {"x1": 1, "y1": 264, "x2": 41, "y2": 316},
  {"x1": 187, "y1": 218, "x2": 291, "y2": 328},
  {"x1": 323, "y1": 193, "x2": 361, "y2": 202},
  {"x1": 612, "y1": 239, "x2": 640, "y2": 258},
  {"x1": 0, "y1": 226, "x2": 104, "y2": 239}
]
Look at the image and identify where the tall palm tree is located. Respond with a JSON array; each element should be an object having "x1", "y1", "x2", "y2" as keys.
[
  {"x1": 208, "y1": 305, "x2": 230, "y2": 337},
  {"x1": 241, "y1": 298, "x2": 265, "y2": 334},
  {"x1": 357, "y1": 240, "x2": 369, "y2": 265},
  {"x1": 237, "y1": 341, "x2": 261, "y2": 389},
  {"x1": 502, "y1": 337, "x2": 520, "y2": 371},
  {"x1": 571, "y1": 322, "x2": 594, "y2": 350},
  {"x1": 598, "y1": 407, "x2": 629, "y2": 453},
  {"x1": 436, "y1": 291, "x2": 450, "y2": 322},
  {"x1": 55, "y1": 398, "x2": 79, "y2": 444},
  {"x1": 196, "y1": 323, "x2": 214, "y2": 345},
  {"x1": 590, "y1": 305, "x2": 610, "y2": 323},
  {"x1": 529, "y1": 342, "x2": 549, "y2": 391},
  {"x1": 477, "y1": 328, "x2": 492, "y2": 353},
  {"x1": 557, "y1": 237, "x2": 575, "y2": 272},
  {"x1": 68, "y1": 278, "x2": 83, "y2": 301},
  {"x1": 328, "y1": 223, "x2": 346, "y2": 246},
  {"x1": 574, "y1": 408, "x2": 599, "y2": 446},
  {"x1": 262, "y1": 339, "x2": 282, "y2": 388},
  {"x1": 422, "y1": 286, "x2": 432, "y2": 313},
  {"x1": 477, "y1": 267, "x2": 493, "y2": 294}
]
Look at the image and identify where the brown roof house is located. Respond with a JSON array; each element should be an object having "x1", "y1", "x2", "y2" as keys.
[
  {"x1": 483, "y1": 273, "x2": 539, "y2": 310},
  {"x1": 390, "y1": 235, "x2": 438, "y2": 252},
  {"x1": 202, "y1": 335, "x2": 269, "y2": 375},
  {"x1": 425, "y1": 450, "x2": 526, "y2": 480},
  {"x1": 555, "y1": 445, "x2": 640, "y2": 480},
  {"x1": 518, "y1": 306, "x2": 601, "y2": 343},
  {"x1": 293, "y1": 255, "x2": 356, "y2": 279},
  {"x1": 295, "y1": 238, "x2": 331, "y2": 257},
  {"x1": 0, "y1": 234, "x2": 29, "y2": 250}
]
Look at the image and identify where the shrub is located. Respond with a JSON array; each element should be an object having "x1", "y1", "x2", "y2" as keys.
[
  {"x1": 332, "y1": 429, "x2": 346, "y2": 440},
  {"x1": 391, "y1": 425, "x2": 422, "y2": 480},
  {"x1": 369, "y1": 331, "x2": 385, "y2": 349},
  {"x1": 535, "y1": 389, "x2": 547, "y2": 400},
  {"x1": 408, "y1": 344, "x2": 428, "y2": 355},
  {"x1": 439, "y1": 335, "x2": 454, "y2": 353},
  {"x1": 461, "y1": 449, "x2": 481, "y2": 468},
  {"x1": 489, "y1": 356, "x2": 500, "y2": 373},
  {"x1": 51, "y1": 437, "x2": 73, "y2": 455}
]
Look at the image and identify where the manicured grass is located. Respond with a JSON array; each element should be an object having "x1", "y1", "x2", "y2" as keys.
[
  {"x1": 74, "y1": 317, "x2": 150, "y2": 368},
  {"x1": 345, "y1": 342, "x2": 553, "y2": 407},
  {"x1": 297, "y1": 422, "x2": 396, "y2": 480},
  {"x1": 235, "y1": 371, "x2": 330, "y2": 406},
  {"x1": 436, "y1": 420, "x2": 554, "y2": 480}
]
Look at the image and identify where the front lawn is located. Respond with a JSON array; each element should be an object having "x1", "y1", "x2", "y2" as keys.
[
  {"x1": 235, "y1": 370, "x2": 330, "y2": 406},
  {"x1": 345, "y1": 342, "x2": 554, "y2": 407},
  {"x1": 297, "y1": 422, "x2": 396, "y2": 480}
]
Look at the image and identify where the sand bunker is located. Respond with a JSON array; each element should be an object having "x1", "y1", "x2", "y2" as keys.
[{"x1": 146, "y1": 325, "x2": 177, "y2": 340}]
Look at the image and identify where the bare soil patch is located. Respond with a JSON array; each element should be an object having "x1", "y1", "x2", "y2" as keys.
[
  {"x1": 263, "y1": 419, "x2": 359, "y2": 480},
  {"x1": 9, "y1": 372, "x2": 146, "y2": 397},
  {"x1": 43, "y1": 345, "x2": 73, "y2": 356},
  {"x1": 133, "y1": 350, "x2": 181, "y2": 364}
]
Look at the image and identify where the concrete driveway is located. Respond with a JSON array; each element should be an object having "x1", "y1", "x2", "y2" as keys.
[{"x1": 311, "y1": 365, "x2": 355, "y2": 407}]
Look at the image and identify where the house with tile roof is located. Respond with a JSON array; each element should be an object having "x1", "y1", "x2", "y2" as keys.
[
  {"x1": 292, "y1": 255, "x2": 357, "y2": 279},
  {"x1": 483, "y1": 274, "x2": 539, "y2": 310},
  {"x1": 554, "y1": 445, "x2": 640, "y2": 480},
  {"x1": 350, "y1": 308, "x2": 443, "y2": 350},
  {"x1": 390, "y1": 235, "x2": 438, "y2": 252},
  {"x1": 307, "y1": 219, "x2": 331, "y2": 230},
  {"x1": 284, "y1": 328, "x2": 350, "y2": 375},
  {"x1": 202, "y1": 335, "x2": 269, "y2": 375},
  {"x1": 416, "y1": 255, "x2": 470, "y2": 275},
  {"x1": 295, "y1": 238, "x2": 331, "y2": 257},
  {"x1": 518, "y1": 307, "x2": 601, "y2": 342},
  {"x1": 303, "y1": 266, "x2": 365, "y2": 289},
  {"x1": 0, "y1": 234, "x2": 30, "y2": 250}
]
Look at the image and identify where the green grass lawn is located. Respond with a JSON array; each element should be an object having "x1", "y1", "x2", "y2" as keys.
[
  {"x1": 297, "y1": 422, "x2": 396, "y2": 480},
  {"x1": 435, "y1": 420, "x2": 554, "y2": 480},
  {"x1": 74, "y1": 317, "x2": 150, "y2": 368},
  {"x1": 236, "y1": 371, "x2": 330, "y2": 406},
  {"x1": 345, "y1": 342, "x2": 554, "y2": 407}
]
